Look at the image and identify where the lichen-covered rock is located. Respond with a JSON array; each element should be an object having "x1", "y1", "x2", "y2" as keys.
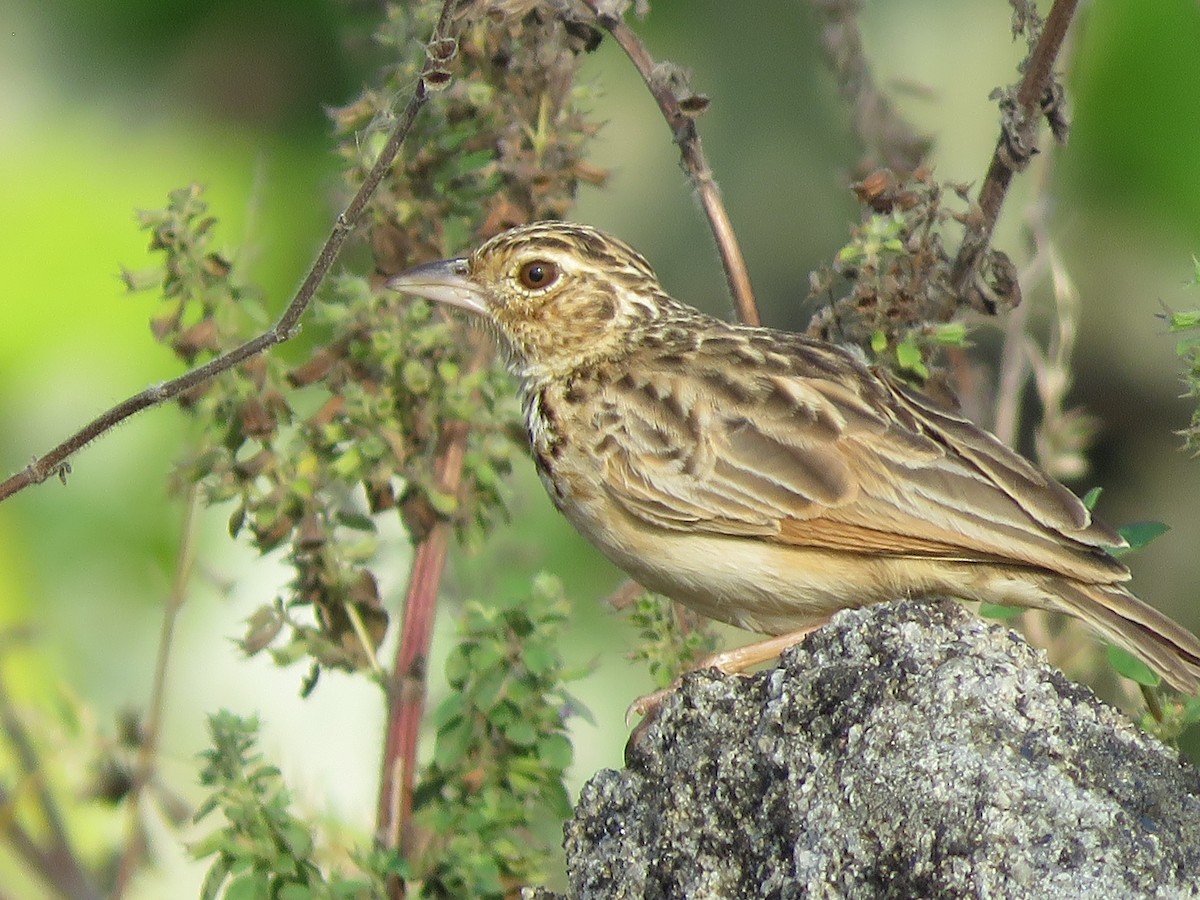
[{"x1": 551, "y1": 600, "x2": 1200, "y2": 899}]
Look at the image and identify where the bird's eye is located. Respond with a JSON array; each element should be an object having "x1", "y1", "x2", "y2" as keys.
[{"x1": 517, "y1": 259, "x2": 559, "y2": 291}]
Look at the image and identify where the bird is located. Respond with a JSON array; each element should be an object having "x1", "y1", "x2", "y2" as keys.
[{"x1": 387, "y1": 220, "x2": 1200, "y2": 694}]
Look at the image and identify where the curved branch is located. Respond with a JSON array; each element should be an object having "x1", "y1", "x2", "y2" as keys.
[
  {"x1": 584, "y1": 2, "x2": 760, "y2": 326},
  {"x1": 376, "y1": 339, "x2": 488, "y2": 874},
  {"x1": 950, "y1": 0, "x2": 1080, "y2": 301},
  {"x1": 0, "y1": 2, "x2": 462, "y2": 505}
]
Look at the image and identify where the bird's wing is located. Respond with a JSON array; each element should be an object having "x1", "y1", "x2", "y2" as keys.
[{"x1": 596, "y1": 337, "x2": 1127, "y2": 584}]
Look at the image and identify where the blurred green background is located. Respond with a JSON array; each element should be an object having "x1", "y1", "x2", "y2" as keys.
[{"x1": 3, "y1": 0, "x2": 1200, "y2": 894}]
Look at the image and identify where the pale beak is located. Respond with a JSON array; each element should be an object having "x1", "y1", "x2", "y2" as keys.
[{"x1": 386, "y1": 257, "x2": 488, "y2": 316}]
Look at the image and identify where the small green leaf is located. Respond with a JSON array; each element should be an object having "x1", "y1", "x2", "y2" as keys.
[
  {"x1": 896, "y1": 340, "x2": 929, "y2": 378},
  {"x1": 401, "y1": 359, "x2": 433, "y2": 394},
  {"x1": 223, "y1": 873, "x2": 267, "y2": 900},
  {"x1": 536, "y1": 733, "x2": 573, "y2": 770},
  {"x1": 1182, "y1": 697, "x2": 1200, "y2": 726},
  {"x1": 1112, "y1": 520, "x2": 1169, "y2": 556},
  {"x1": 1081, "y1": 486, "x2": 1102, "y2": 511},
  {"x1": 979, "y1": 603, "x2": 1023, "y2": 620},
  {"x1": 1168, "y1": 309, "x2": 1200, "y2": 331},
  {"x1": 424, "y1": 488, "x2": 459, "y2": 517},
  {"x1": 505, "y1": 718, "x2": 537, "y2": 746},
  {"x1": 198, "y1": 855, "x2": 232, "y2": 900},
  {"x1": 870, "y1": 330, "x2": 887, "y2": 354},
  {"x1": 228, "y1": 503, "x2": 246, "y2": 538},
  {"x1": 929, "y1": 322, "x2": 968, "y2": 346},
  {"x1": 1175, "y1": 336, "x2": 1200, "y2": 357},
  {"x1": 1107, "y1": 645, "x2": 1162, "y2": 687},
  {"x1": 521, "y1": 643, "x2": 557, "y2": 675},
  {"x1": 336, "y1": 510, "x2": 377, "y2": 532}
]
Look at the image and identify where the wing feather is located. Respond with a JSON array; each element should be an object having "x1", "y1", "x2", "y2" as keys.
[{"x1": 594, "y1": 334, "x2": 1128, "y2": 584}]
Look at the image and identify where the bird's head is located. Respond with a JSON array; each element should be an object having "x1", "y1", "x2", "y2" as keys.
[{"x1": 387, "y1": 222, "x2": 679, "y2": 381}]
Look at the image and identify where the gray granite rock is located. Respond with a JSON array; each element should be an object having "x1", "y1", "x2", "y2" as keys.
[{"x1": 547, "y1": 599, "x2": 1200, "y2": 899}]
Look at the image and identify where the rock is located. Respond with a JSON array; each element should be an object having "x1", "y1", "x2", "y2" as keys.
[{"x1": 550, "y1": 600, "x2": 1200, "y2": 899}]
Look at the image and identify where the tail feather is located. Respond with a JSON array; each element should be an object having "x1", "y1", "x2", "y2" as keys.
[{"x1": 1053, "y1": 581, "x2": 1200, "y2": 694}]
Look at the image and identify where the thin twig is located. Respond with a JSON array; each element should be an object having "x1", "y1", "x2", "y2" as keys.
[
  {"x1": 809, "y1": 0, "x2": 932, "y2": 174},
  {"x1": 991, "y1": 0, "x2": 1083, "y2": 446},
  {"x1": 584, "y1": 2, "x2": 760, "y2": 326},
  {"x1": 0, "y1": 5, "x2": 461, "y2": 506},
  {"x1": 0, "y1": 784, "x2": 70, "y2": 897},
  {"x1": 0, "y1": 671, "x2": 101, "y2": 900},
  {"x1": 110, "y1": 487, "x2": 199, "y2": 899},
  {"x1": 949, "y1": 0, "x2": 1079, "y2": 300},
  {"x1": 992, "y1": 292, "x2": 1033, "y2": 447},
  {"x1": 376, "y1": 338, "x2": 490, "y2": 893}
]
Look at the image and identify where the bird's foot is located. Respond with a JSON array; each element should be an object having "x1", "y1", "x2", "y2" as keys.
[{"x1": 624, "y1": 624, "x2": 826, "y2": 751}]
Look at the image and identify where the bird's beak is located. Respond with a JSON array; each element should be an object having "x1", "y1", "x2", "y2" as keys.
[{"x1": 386, "y1": 257, "x2": 487, "y2": 316}]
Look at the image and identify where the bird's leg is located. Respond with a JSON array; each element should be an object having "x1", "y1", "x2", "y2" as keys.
[{"x1": 627, "y1": 621, "x2": 827, "y2": 723}]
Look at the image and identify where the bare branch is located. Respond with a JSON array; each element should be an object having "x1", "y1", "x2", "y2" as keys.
[
  {"x1": 0, "y1": 2, "x2": 462, "y2": 505},
  {"x1": 950, "y1": 0, "x2": 1080, "y2": 303},
  {"x1": 110, "y1": 489, "x2": 199, "y2": 898},
  {"x1": 0, "y1": 670, "x2": 101, "y2": 900},
  {"x1": 377, "y1": 337, "x2": 490, "y2": 898},
  {"x1": 810, "y1": 0, "x2": 932, "y2": 174},
  {"x1": 583, "y1": 2, "x2": 760, "y2": 326}
]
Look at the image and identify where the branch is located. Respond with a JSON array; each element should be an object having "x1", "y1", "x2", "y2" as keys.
[
  {"x1": 0, "y1": 669, "x2": 101, "y2": 900},
  {"x1": 0, "y1": 4, "x2": 462, "y2": 505},
  {"x1": 110, "y1": 489, "x2": 199, "y2": 898},
  {"x1": 949, "y1": 0, "x2": 1079, "y2": 303},
  {"x1": 377, "y1": 338, "x2": 490, "y2": 898},
  {"x1": 583, "y1": 2, "x2": 760, "y2": 326},
  {"x1": 809, "y1": 0, "x2": 932, "y2": 174}
]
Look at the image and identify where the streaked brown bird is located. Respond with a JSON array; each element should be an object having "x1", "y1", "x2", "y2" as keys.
[{"x1": 388, "y1": 221, "x2": 1200, "y2": 693}]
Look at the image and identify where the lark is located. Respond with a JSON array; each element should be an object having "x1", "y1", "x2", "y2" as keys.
[{"x1": 389, "y1": 221, "x2": 1200, "y2": 693}]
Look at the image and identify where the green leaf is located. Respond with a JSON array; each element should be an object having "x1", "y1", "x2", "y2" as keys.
[
  {"x1": 424, "y1": 487, "x2": 459, "y2": 517},
  {"x1": 536, "y1": 733, "x2": 573, "y2": 771},
  {"x1": 505, "y1": 718, "x2": 537, "y2": 746},
  {"x1": 278, "y1": 885, "x2": 315, "y2": 900},
  {"x1": 223, "y1": 873, "x2": 268, "y2": 900},
  {"x1": 895, "y1": 339, "x2": 929, "y2": 378},
  {"x1": 979, "y1": 603, "x2": 1023, "y2": 620},
  {"x1": 466, "y1": 638, "x2": 507, "y2": 673},
  {"x1": 929, "y1": 322, "x2": 968, "y2": 346},
  {"x1": 1107, "y1": 645, "x2": 1162, "y2": 687},
  {"x1": 1168, "y1": 308, "x2": 1200, "y2": 330},
  {"x1": 432, "y1": 693, "x2": 465, "y2": 730},
  {"x1": 1112, "y1": 520, "x2": 1170, "y2": 556},
  {"x1": 1182, "y1": 697, "x2": 1200, "y2": 726},
  {"x1": 521, "y1": 643, "x2": 558, "y2": 676},
  {"x1": 228, "y1": 503, "x2": 246, "y2": 538},
  {"x1": 434, "y1": 718, "x2": 473, "y2": 767},
  {"x1": 336, "y1": 510, "x2": 377, "y2": 532},
  {"x1": 470, "y1": 666, "x2": 508, "y2": 710},
  {"x1": 1175, "y1": 336, "x2": 1200, "y2": 357},
  {"x1": 198, "y1": 854, "x2": 232, "y2": 900},
  {"x1": 1081, "y1": 486, "x2": 1102, "y2": 511},
  {"x1": 870, "y1": 329, "x2": 887, "y2": 354}
]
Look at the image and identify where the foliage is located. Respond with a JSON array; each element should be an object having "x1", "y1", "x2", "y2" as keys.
[
  {"x1": 1165, "y1": 256, "x2": 1200, "y2": 456},
  {"x1": 125, "y1": 2, "x2": 602, "y2": 895},
  {"x1": 192, "y1": 711, "x2": 388, "y2": 900},
  {"x1": 406, "y1": 574, "x2": 581, "y2": 897},
  {"x1": 192, "y1": 574, "x2": 581, "y2": 900},
  {"x1": 624, "y1": 592, "x2": 720, "y2": 690},
  {"x1": 806, "y1": 169, "x2": 981, "y2": 387}
]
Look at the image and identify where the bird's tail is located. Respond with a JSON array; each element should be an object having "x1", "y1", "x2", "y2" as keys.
[{"x1": 1053, "y1": 581, "x2": 1200, "y2": 694}]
